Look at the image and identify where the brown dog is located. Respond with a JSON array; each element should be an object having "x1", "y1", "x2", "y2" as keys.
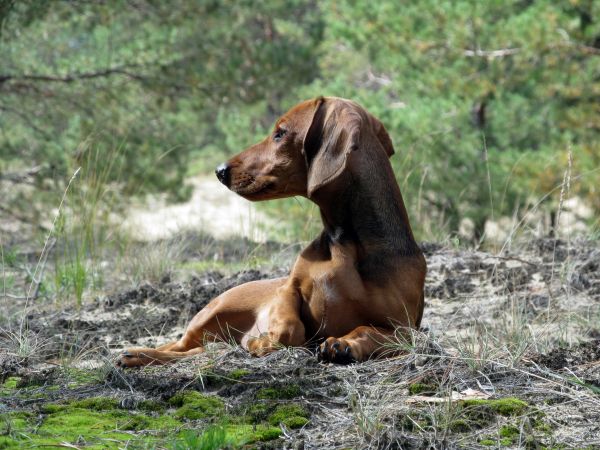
[{"x1": 118, "y1": 97, "x2": 426, "y2": 367}]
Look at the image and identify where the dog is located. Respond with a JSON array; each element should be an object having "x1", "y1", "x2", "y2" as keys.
[{"x1": 117, "y1": 97, "x2": 426, "y2": 367}]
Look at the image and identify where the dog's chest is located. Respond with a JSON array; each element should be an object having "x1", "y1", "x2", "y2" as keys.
[{"x1": 298, "y1": 252, "x2": 366, "y2": 337}]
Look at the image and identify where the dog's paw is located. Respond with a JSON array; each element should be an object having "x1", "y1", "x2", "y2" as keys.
[
  {"x1": 116, "y1": 350, "x2": 139, "y2": 368},
  {"x1": 317, "y1": 337, "x2": 356, "y2": 364},
  {"x1": 247, "y1": 335, "x2": 279, "y2": 357},
  {"x1": 115, "y1": 349, "x2": 156, "y2": 368}
]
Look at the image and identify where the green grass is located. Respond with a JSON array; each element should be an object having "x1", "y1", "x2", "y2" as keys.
[{"x1": 53, "y1": 255, "x2": 88, "y2": 306}]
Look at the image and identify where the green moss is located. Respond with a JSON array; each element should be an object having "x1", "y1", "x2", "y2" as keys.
[
  {"x1": 138, "y1": 399, "x2": 165, "y2": 413},
  {"x1": 169, "y1": 390, "x2": 224, "y2": 420},
  {"x1": 0, "y1": 436, "x2": 20, "y2": 448},
  {"x1": 268, "y1": 404, "x2": 309, "y2": 429},
  {"x1": 227, "y1": 424, "x2": 281, "y2": 443},
  {"x1": 257, "y1": 384, "x2": 301, "y2": 400},
  {"x1": 71, "y1": 396, "x2": 120, "y2": 410},
  {"x1": 480, "y1": 439, "x2": 495, "y2": 446},
  {"x1": 479, "y1": 424, "x2": 524, "y2": 447},
  {"x1": 40, "y1": 397, "x2": 120, "y2": 414},
  {"x1": 27, "y1": 408, "x2": 133, "y2": 447},
  {"x1": 119, "y1": 413, "x2": 180, "y2": 431},
  {"x1": 176, "y1": 423, "x2": 281, "y2": 448},
  {"x1": 461, "y1": 398, "x2": 528, "y2": 416},
  {"x1": 408, "y1": 382, "x2": 436, "y2": 395},
  {"x1": 3, "y1": 399, "x2": 185, "y2": 449},
  {"x1": 500, "y1": 424, "x2": 520, "y2": 439},
  {"x1": 535, "y1": 421, "x2": 552, "y2": 434},
  {"x1": 62, "y1": 367, "x2": 106, "y2": 388},
  {"x1": 0, "y1": 412, "x2": 32, "y2": 434},
  {"x1": 1, "y1": 377, "x2": 20, "y2": 390},
  {"x1": 41, "y1": 404, "x2": 64, "y2": 414},
  {"x1": 449, "y1": 419, "x2": 471, "y2": 432},
  {"x1": 228, "y1": 369, "x2": 250, "y2": 380},
  {"x1": 247, "y1": 403, "x2": 270, "y2": 423}
]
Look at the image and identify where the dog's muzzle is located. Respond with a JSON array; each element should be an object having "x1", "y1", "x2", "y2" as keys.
[{"x1": 215, "y1": 163, "x2": 231, "y2": 187}]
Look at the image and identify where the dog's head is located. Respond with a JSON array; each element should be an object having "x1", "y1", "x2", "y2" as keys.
[{"x1": 216, "y1": 97, "x2": 395, "y2": 201}]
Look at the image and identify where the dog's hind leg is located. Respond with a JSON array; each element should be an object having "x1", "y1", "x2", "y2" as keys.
[
  {"x1": 117, "y1": 347, "x2": 205, "y2": 367},
  {"x1": 117, "y1": 278, "x2": 286, "y2": 368}
]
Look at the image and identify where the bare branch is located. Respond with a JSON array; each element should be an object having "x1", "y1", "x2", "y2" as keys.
[{"x1": 0, "y1": 65, "x2": 147, "y2": 85}]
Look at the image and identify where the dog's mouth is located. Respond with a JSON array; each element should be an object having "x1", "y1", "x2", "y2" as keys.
[{"x1": 231, "y1": 176, "x2": 276, "y2": 200}]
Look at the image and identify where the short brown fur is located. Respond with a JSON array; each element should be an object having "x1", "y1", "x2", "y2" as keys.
[{"x1": 118, "y1": 97, "x2": 426, "y2": 367}]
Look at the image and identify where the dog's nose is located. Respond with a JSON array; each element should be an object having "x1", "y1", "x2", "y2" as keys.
[{"x1": 215, "y1": 163, "x2": 231, "y2": 187}]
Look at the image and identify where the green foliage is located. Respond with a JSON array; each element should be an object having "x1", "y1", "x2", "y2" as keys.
[
  {"x1": 313, "y1": 0, "x2": 600, "y2": 237},
  {"x1": 0, "y1": 0, "x2": 323, "y2": 201}
]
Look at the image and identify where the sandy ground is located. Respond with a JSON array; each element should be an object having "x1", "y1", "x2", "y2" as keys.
[{"x1": 122, "y1": 177, "x2": 275, "y2": 242}]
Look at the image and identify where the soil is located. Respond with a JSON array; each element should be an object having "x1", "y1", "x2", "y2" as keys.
[{"x1": 1, "y1": 238, "x2": 599, "y2": 449}]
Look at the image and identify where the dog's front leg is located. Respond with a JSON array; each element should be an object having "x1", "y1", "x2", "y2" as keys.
[
  {"x1": 317, "y1": 326, "x2": 398, "y2": 364},
  {"x1": 246, "y1": 285, "x2": 305, "y2": 356}
]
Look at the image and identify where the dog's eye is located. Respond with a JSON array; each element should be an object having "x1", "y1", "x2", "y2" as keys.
[{"x1": 273, "y1": 128, "x2": 286, "y2": 142}]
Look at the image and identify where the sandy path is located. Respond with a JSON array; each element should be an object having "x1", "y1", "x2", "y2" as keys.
[{"x1": 122, "y1": 176, "x2": 275, "y2": 242}]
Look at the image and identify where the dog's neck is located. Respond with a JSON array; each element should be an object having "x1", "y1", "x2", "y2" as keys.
[{"x1": 312, "y1": 140, "x2": 421, "y2": 273}]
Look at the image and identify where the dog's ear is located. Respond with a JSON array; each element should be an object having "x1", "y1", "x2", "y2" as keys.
[
  {"x1": 367, "y1": 114, "x2": 395, "y2": 158},
  {"x1": 303, "y1": 97, "x2": 362, "y2": 197}
]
